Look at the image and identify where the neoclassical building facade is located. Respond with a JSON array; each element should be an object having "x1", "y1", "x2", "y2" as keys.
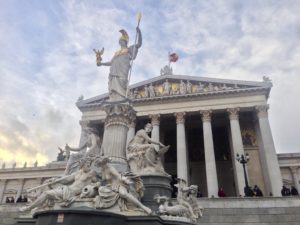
[
  {"x1": 76, "y1": 74, "x2": 282, "y2": 197},
  {"x1": 1, "y1": 74, "x2": 299, "y2": 204}
]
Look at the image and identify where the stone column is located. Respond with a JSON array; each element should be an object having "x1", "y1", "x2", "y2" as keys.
[
  {"x1": 79, "y1": 120, "x2": 90, "y2": 147},
  {"x1": 227, "y1": 107, "x2": 246, "y2": 196},
  {"x1": 256, "y1": 105, "x2": 282, "y2": 196},
  {"x1": 175, "y1": 112, "x2": 188, "y2": 182},
  {"x1": 290, "y1": 167, "x2": 300, "y2": 192},
  {"x1": 200, "y1": 110, "x2": 219, "y2": 197},
  {"x1": 0, "y1": 179, "x2": 7, "y2": 203},
  {"x1": 15, "y1": 179, "x2": 25, "y2": 202},
  {"x1": 102, "y1": 102, "x2": 136, "y2": 172},
  {"x1": 126, "y1": 120, "x2": 136, "y2": 148},
  {"x1": 150, "y1": 114, "x2": 160, "y2": 151}
]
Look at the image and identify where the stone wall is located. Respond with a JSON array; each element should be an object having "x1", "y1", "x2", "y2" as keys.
[{"x1": 0, "y1": 203, "x2": 29, "y2": 225}]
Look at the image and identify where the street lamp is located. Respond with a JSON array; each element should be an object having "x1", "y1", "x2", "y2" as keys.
[{"x1": 236, "y1": 153, "x2": 253, "y2": 197}]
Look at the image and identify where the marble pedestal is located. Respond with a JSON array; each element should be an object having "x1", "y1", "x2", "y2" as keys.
[
  {"x1": 141, "y1": 175, "x2": 172, "y2": 210},
  {"x1": 29, "y1": 208, "x2": 194, "y2": 225}
]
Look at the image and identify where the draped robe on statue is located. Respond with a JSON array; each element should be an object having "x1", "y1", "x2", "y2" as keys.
[
  {"x1": 108, "y1": 46, "x2": 138, "y2": 101},
  {"x1": 106, "y1": 27, "x2": 142, "y2": 101}
]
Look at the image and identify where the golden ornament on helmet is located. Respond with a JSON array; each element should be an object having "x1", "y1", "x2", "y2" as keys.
[{"x1": 119, "y1": 29, "x2": 129, "y2": 42}]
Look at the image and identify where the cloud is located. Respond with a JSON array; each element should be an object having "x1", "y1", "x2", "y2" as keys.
[{"x1": 0, "y1": 0, "x2": 300, "y2": 168}]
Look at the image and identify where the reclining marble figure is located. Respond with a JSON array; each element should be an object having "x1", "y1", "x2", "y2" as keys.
[
  {"x1": 20, "y1": 158, "x2": 98, "y2": 212},
  {"x1": 94, "y1": 157, "x2": 152, "y2": 214}
]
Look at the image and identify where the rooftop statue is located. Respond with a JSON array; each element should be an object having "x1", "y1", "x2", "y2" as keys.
[
  {"x1": 179, "y1": 80, "x2": 187, "y2": 95},
  {"x1": 127, "y1": 123, "x2": 169, "y2": 176},
  {"x1": 95, "y1": 24, "x2": 142, "y2": 101},
  {"x1": 149, "y1": 83, "x2": 156, "y2": 97},
  {"x1": 160, "y1": 65, "x2": 173, "y2": 76},
  {"x1": 263, "y1": 75, "x2": 271, "y2": 82},
  {"x1": 162, "y1": 79, "x2": 171, "y2": 96},
  {"x1": 186, "y1": 80, "x2": 192, "y2": 94},
  {"x1": 57, "y1": 148, "x2": 65, "y2": 161}
]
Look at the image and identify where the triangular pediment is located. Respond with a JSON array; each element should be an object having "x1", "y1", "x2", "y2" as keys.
[{"x1": 77, "y1": 75, "x2": 272, "y2": 110}]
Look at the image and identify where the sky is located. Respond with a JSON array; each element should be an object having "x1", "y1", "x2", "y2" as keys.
[{"x1": 0, "y1": 0, "x2": 300, "y2": 167}]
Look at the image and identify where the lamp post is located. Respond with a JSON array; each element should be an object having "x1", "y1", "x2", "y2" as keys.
[{"x1": 236, "y1": 153, "x2": 253, "y2": 197}]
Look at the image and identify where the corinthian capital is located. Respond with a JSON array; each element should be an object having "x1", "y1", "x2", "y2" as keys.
[
  {"x1": 79, "y1": 120, "x2": 90, "y2": 128},
  {"x1": 175, "y1": 112, "x2": 185, "y2": 124},
  {"x1": 255, "y1": 105, "x2": 269, "y2": 118},
  {"x1": 149, "y1": 114, "x2": 160, "y2": 126},
  {"x1": 200, "y1": 110, "x2": 212, "y2": 122},
  {"x1": 290, "y1": 166, "x2": 298, "y2": 174},
  {"x1": 227, "y1": 107, "x2": 240, "y2": 120}
]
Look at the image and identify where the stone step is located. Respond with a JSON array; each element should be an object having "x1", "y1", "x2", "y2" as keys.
[
  {"x1": 202, "y1": 207, "x2": 300, "y2": 215},
  {"x1": 1, "y1": 198, "x2": 300, "y2": 225},
  {"x1": 200, "y1": 213, "x2": 300, "y2": 223},
  {"x1": 198, "y1": 207, "x2": 300, "y2": 224}
]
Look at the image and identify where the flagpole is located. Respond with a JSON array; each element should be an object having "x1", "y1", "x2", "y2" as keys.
[{"x1": 126, "y1": 13, "x2": 142, "y2": 98}]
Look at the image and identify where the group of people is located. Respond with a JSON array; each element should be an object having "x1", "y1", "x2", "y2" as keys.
[
  {"x1": 5, "y1": 197, "x2": 14, "y2": 203},
  {"x1": 217, "y1": 185, "x2": 264, "y2": 197},
  {"x1": 281, "y1": 185, "x2": 299, "y2": 196},
  {"x1": 5, "y1": 195, "x2": 28, "y2": 203},
  {"x1": 219, "y1": 185, "x2": 300, "y2": 197}
]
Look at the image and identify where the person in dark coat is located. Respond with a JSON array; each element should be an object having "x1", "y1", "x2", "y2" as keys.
[
  {"x1": 6, "y1": 197, "x2": 14, "y2": 203},
  {"x1": 291, "y1": 186, "x2": 299, "y2": 196},
  {"x1": 253, "y1": 185, "x2": 263, "y2": 197},
  {"x1": 218, "y1": 187, "x2": 226, "y2": 197},
  {"x1": 281, "y1": 185, "x2": 291, "y2": 196},
  {"x1": 17, "y1": 194, "x2": 28, "y2": 203}
]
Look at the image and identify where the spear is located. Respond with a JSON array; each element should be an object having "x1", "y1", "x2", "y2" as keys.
[{"x1": 126, "y1": 12, "x2": 142, "y2": 98}]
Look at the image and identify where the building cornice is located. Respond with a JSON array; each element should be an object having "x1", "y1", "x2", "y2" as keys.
[
  {"x1": 78, "y1": 87, "x2": 270, "y2": 112},
  {"x1": 76, "y1": 75, "x2": 272, "y2": 112}
]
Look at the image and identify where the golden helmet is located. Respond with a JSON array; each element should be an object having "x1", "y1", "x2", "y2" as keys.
[{"x1": 119, "y1": 29, "x2": 129, "y2": 42}]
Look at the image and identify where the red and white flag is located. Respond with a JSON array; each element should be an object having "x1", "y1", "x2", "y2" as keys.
[{"x1": 169, "y1": 52, "x2": 179, "y2": 62}]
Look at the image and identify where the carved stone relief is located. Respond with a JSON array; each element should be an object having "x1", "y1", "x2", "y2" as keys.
[{"x1": 127, "y1": 79, "x2": 246, "y2": 100}]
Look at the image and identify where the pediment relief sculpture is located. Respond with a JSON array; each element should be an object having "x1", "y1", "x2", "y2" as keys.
[{"x1": 127, "y1": 79, "x2": 255, "y2": 100}]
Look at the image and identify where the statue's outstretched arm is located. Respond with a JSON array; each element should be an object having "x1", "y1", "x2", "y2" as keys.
[
  {"x1": 58, "y1": 174, "x2": 75, "y2": 185},
  {"x1": 129, "y1": 27, "x2": 142, "y2": 60},
  {"x1": 107, "y1": 164, "x2": 122, "y2": 181},
  {"x1": 98, "y1": 61, "x2": 111, "y2": 66},
  {"x1": 66, "y1": 143, "x2": 87, "y2": 152},
  {"x1": 29, "y1": 174, "x2": 75, "y2": 191},
  {"x1": 141, "y1": 131, "x2": 164, "y2": 147}
]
